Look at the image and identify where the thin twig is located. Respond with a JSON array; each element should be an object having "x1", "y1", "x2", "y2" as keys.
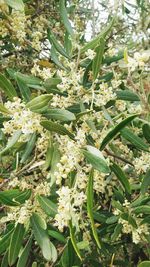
[
  {"x1": 105, "y1": 148, "x2": 134, "y2": 166},
  {"x1": 14, "y1": 150, "x2": 46, "y2": 176}
]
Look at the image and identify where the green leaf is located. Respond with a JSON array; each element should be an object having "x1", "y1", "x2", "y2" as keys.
[
  {"x1": 121, "y1": 128, "x2": 149, "y2": 151},
  {"x1": 61, "y1": 239, "x2": 81, "y2": 267},
  {"x1": 1, "y1": 250, "x2": 9, "y2": 267},
  {"x1": 100, "y1": 114, "x2": 138, "y2": 150},
  {"x1": 0, "y1": 73, "x2": 17, "y2": 100},
  {"x1": 5, "y1": 0, "x2": 24, "y2": 11},
  {"x1": 31, "y1": 213, "x2": 47, "y2": 230},
  {"x1": 138, "y1": 261, "x2": 150, "y2": 267},
  {"x1": 44, "y1": 78, "x2": 62, "y2": 90},
  {"x1": 133, "y1": 205, "x2": 150, "y2": 214},
  {"x1": 20, "y1": 133, "x2": 36, "y2": 163},
  {"x1": 17, "y1": 235, "x2": 32, "y2": 267},
  {"x1": 116, "y1": 90, "x2": 140, "y2": 101},
  {"x1": 16, "y1": 77, "x2": 31, "y2": 102},
  {"x1": 77, "y1": 241, "x2": 89, "y2": 250},
  {"x1": 48, "y1": 30, "x2": 70, "y2": 59},
  {"x1": 49, "y1": 143, "x2": 61, "y2": 186},
  {"x1": 110, "y1": 162, "x2": 131, "y2": 194},
  {"x1": 31, "y1": 213, "x2": 57, "y2": 262},
  {"x1": 0, "y1": 228, "x2": 14, "y2": 254},
  {"x1": 106, "y1": 215, "x2": 118, "y2": 224},
  {"x1": 0, "y1": 103, "x2": 11, "y2": 115},
  {"x1": 0, "y1": 189, "x2": 21, "y2": 206},
  {"x1": 44, "y1": 109, "x2": 76, "y2": 121},
  {"x1": 69, "y1": 222, "x2": 82, "y2": 261},
  {"x1": 64, "y1": 31, "x2": 72, "y2": 56},
  {"x1": 37, "y1": 195, "x2": 57, "y2": 217},
  {"x1": 103, "y1": 52, "x2": 124, "y2": 64},
  {"x1": 8, "y1": 223, "x2": 25, "y2": 266},
  {"x1": 87, "y1": 169, "x2": 101, "y2": 248},
  {"x1": 0, "y1": 130, "x2": 22, "y2": 156},
  {"x1": 92, "y1": 38, "x2": 105, "y2": 80},
  {"x1": 15, "y1": 72, "x2": 42, "y2": 86},
  {"x1": 83, "y1": 145, "x2": 110, "y2": 173},
  {"x1": 44, "y1": 139, "x2": 54, "y2": 170},
  {"x1": 80, "y1": 18, "x2": 115, "y2": 54},
  {"x1": 0, "y1": 189, "x2": 31, "y2": 206},
  {"x1": 111, "y1": 223, "x2": 123, "y2": 241},
  {"x1": 26, "y1": 94, "x2": 52, "y2": 112},
  {"x1": 59, "y1": 0, "x2": 74, "y2": 36},
  {"x1": 128, "y1": 214, "x2": 137, "y2": 228},
  {"x1": 50, "y1": 45, "x2": 66, "y2": 70},
  {"x1": 141, "y1": 169, "x2": 150, "y2": 195},
  {"x1": 41, "y1": 120, "x2": 74, "y2": 139},
  {"x1": 14, "y1": 189, "x2": 31, "y2": 204},
  {"x1": 142, "y1": 124, "x2": 150, "y2": 144},
  {"x1": 48, "y1": 230, "x2": 66, "y2": 244}
]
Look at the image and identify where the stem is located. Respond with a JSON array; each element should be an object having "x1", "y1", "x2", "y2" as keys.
[{"x1": 105, "y1": 148, "x2": 134, "y2": 166}]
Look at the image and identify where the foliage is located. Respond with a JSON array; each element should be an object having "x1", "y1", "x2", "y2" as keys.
[{"x1": 0, "y1": 0, "x2": 150, "y2": 266}]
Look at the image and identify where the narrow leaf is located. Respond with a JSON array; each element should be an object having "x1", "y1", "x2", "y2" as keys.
[
  {"x1": 17, "y1": 235, "x2": 32, "y2": 267},
  {"x1": 121, "y1": 128, "x2": 149, "y2": 151},
  {"x1": 92, "y1": 38, "x2": 105, "y2": 80},
  {"x1": 100, "y1": 114, "x2": 138, "y2": 150},
  {"x1": 48, "y1": 230, "x2": 66, "y2": 244},
  {"x1": 41, "y1": 120, "x2": 74, "y2": 139},
  {"x1": 0, "y1": 73, "x2": 17, "y2": 100},
  {"x1": 69, "y1": 222, "x2": 82, "y2": 261},
  {"x1": 83, "y1": 146, "x2": 110, "y2": 173},
  {"x1": 59, "y1": 0, "x2": 74, "y2": 36},
  {"x1": 37, "y1": 195, "x2": 57, "y2": 217},
  {"x1": 8, "y1": 223, "x2": 25, "y2": 266},
  {"x1": 110, "y1": 162, "x2": 131, "y2": 194},
  {"x1": 16, "y1": 77, "x2": 31, "y2": 102},
  {"x1": 116, "y1": 90, "x2": 140, "y2": 101},
  {"x1": 44, "y1": 109, "x2": 76, "y2": 121},
  {"x1": 133, "y1": 205, "x2": 150, "y2": 214},
  {"x1": 0, "y1": 130, "x2": 22, "y2": 156},
  {"x1": 26, "y1": 94, "x2": 52, "y2": 112},
  {"x1": 141, "y1": 169, "x2": 150, "y2": 195},
  {"x1": 44, "y1": 78, "x2": 61, "y2": 90},
  {"x1": 48, "y1": 30, "x2": 70, "y2": 59},
  {"x1": 20, "y1": 133, "x2": 36, "y2": 163},
  {"x1": 15, "y1": 72, "x2": 42, "y2": 86},
  {"x1": 1, "y1": 250, "x2": 9, "y2": 267},
  {"x1": 50, "y1": 45, "x2": 67, "y2": 70},
  {"x1": 87, "y1": 169, "x2": 101, "y2": 248},
  {"x1": 142, "y1": 124, "x2": 150, "y2": 144},
  {"x1": 31, "y1": 213, "x2": 57, "y2": 262},
  {"x1": 0, "y1": 228, "x2": 14, "y2": 254}
]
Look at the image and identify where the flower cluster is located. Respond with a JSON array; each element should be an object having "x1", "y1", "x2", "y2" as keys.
[
  {"x1": 11, "y1": 10, "x2": 26, "y2": 43},
  {"x1": 3, "y1": 97, "x2": 43, "y2": 139},
  {"x1": 114, "y1": 200, "x2": 149, "y2": 244},
  {"x1": 55, "y1": 186, "x2": 86, "y2": 231}
]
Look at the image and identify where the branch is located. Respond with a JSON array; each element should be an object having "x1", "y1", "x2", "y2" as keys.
[{"x1": 105, "y1": 148, "x2": 134, "y2": 166}]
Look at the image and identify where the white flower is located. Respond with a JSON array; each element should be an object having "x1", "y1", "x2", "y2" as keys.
[
  {"x1": 3, "y1": 97, "x2": 43, "y2": 139},
  {"x1": 94, "y1": 82, "x2": 116, "y2": 107},
  {"x1": 85, "y1": 49, "x2": 96, "y2": 60},
  {"x1": 134, "y1": 152, "x2": 150, "y2": 174},
  {"x1": 55, "y1": 186, "x2": 86, "y2": 231}
]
